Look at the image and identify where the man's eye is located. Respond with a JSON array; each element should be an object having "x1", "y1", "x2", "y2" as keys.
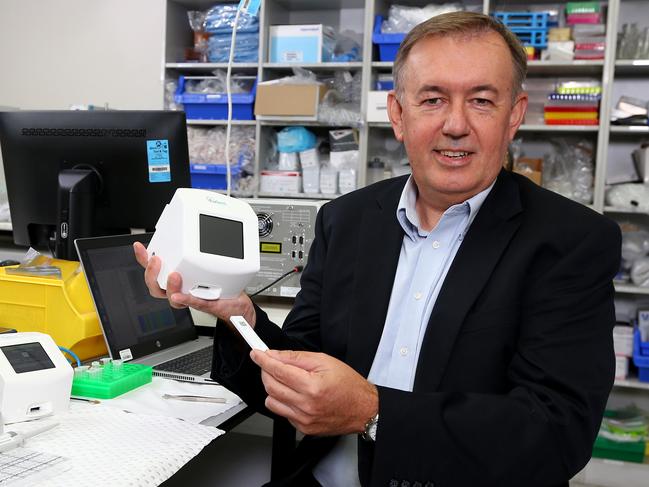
[
  {"x1": 424, "y1": 98, "x2": 442, "y2": 105},
  {"x1": 474, "y1": 98, "x2": 492, "y2": 106}
]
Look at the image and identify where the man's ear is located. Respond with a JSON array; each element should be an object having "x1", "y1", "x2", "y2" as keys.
[
  {"x1": 387, "y1": 90, "x2": 404, "y2": 142},
  {"x1": 508, "y1": 92, "x2": 528, "y2": 140}
]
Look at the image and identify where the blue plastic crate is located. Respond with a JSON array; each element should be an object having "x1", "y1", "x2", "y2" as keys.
[
  {"x1": 190, "y1": 159, "x2": 243, "y2": 190},
  {"x1": 510, "y1": 28, "x2": 548, "y2": 48},
  {"x1": 372, "y1": 15, "x2": 406, "y2": 62},
  {"x1": 493, "y1": 11, "x2": 549, "y2": 29},
  {"x1": 632, "y1": 328, "x2": 649, "y2": 382},
  {"x1": 175, "y1": 76, "x2": 256, "y2": 121},
  {"x1": 376, "y1": 79, "x2": 394, "y2": 90}
]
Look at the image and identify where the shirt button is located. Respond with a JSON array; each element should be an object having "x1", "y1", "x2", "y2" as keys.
[
  {"x1": 414, "y1": 292, "x2": 422, "y2": 300},
  {"x1": 432, "y1": 240, "x2": 440, "y2": 249},
  {"x1": 399, "y1": 347, "x2": 408, "y2": 356}
]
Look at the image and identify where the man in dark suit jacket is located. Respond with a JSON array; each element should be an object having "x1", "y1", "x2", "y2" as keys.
[{"x1": 135, "y1": 11, "x2": 620, "y2": 487}]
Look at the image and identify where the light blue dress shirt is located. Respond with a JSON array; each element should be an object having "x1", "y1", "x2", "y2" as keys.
[{"x1": 313, "y1": 176, "x2": 494, "y2": 487}]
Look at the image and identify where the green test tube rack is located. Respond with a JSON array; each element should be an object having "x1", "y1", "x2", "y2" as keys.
[{"x1": 71, "y1": 360, "x2": 153, "y2": 399}]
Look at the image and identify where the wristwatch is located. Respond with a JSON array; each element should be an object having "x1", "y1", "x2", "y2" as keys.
[{"x1": 361, "y1": 413, "x2": 379, "y2": 441}]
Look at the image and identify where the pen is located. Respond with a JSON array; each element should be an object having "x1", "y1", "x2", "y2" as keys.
[
  {"x1": 162, "y1": 394, "x2": 227, "y2": 404},
  {"x1": 70, "y1": 396, "x2": 101, "y2": 404},
  {"x1": 0, "y1": 422, "x2": 59, "y2": 453}
]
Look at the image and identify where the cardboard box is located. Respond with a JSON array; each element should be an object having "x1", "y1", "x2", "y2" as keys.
[
  {"x1": 513, "y1": 157, "x2": 543, "y2": 185},
  {"x1": 367, "y1": 91, "x2": 390, "y2": 122},
  {"x1": 255, "y1": 82, "x2": 328, "y2": 121},
  {"x1": 269, "y1": 24, "x2": 335, "y2": 63}
]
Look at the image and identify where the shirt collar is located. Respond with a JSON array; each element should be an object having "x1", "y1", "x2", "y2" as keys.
[{"x1": 396, "y1": 175, "x2": 495, "y2": 238}]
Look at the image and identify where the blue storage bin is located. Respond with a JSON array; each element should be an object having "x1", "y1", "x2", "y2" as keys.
[
  {"x1": 175, "y1": 76, "x2": 256, "y2": 121},
  {"x1": 376, "y1": 79, "x2": 394, "y2": 90},
  {"x1": 510, "y1": 28, "x2": 548, "y2": 48},
  {"x1": 372, "y1": 16, "x2": 406, "y2": 62},
  {"x1": 493, "y1": 11, "x2": 549, "y2": 29},
  {"x1": 632, "y1": 328, "x2": 649, "y2": 382},
  {"x1": 190, "y1": 159, "x2": 243, "y2": 190}
]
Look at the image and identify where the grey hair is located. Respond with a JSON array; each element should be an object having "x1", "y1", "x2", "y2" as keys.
[{"x1": 393, "y1": 11, "x2": 528, "y2": 103}]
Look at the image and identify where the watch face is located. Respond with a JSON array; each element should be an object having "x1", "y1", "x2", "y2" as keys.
[
  {"x1": 368, "y1": 422, "x2": 378, "y2": 441},
  {"x1": 362, "y1": 414, "x2": 379, "y2": 441}
]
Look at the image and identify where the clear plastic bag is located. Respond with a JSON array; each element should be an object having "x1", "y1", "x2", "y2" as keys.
[
  {"x1": 381, "y1": 3, "x2": 464, "y2": 33},
  {"x1": 542, "y1": 138, "x2": 594, "y2": 204},
  {"x1": 183, "y1": 71, "x2": 250, "y2": 94},
  {"x1": 631, "y1": 257, "x2": 649, "y2": 287},
  {"x1": 605, "y1": 184, "x2": 649, "y2": 212},
  {"x1": 621, "y1": 230, "x2": 649, "y2": 265},
  {"x1": 277, "y1": 126, "x2": 317, "y2": 153},
  {"x1": 187, "y1": 126, "x2": 255, "y2": 173},
  {"x1": 204, "y1": 4, "x2": 259, "y2": 34},
  {"x1": 5, "y1": 248, "x2": 62, "y2": 279}
]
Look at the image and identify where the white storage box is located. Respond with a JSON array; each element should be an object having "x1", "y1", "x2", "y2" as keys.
[
  {"x1": 269, "y1": 24, "x2": 335, "y2": 63},
  {"x1": 260, "y1": 170, "x2": 302, "y2": 194},
  {"x1": 367, "y1": 91, "x2": 390, "y2": 123}
]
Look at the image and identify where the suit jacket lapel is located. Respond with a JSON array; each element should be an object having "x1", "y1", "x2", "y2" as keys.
[
  {"x1": 413, "y1": 170, "x2": 523, "y2": 391},
  {"x1": 346, "y1": 178, "x2": 406, "y2": 377}
]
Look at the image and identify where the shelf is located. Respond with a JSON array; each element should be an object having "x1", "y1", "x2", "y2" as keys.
[
  {"x1": 517, "y1": 124, "x2": 600, "y2": 132},
  {"x1": 604, "y1": 206, "x2": 649, "y2": 214},
  {"x1": 614, "y1": 59, "x2": 649, "y2": 75},
  {"x1": 610, "y1": 126, "x2": 649, "y2": 134},
  {"x1": 0, "y1": 222, "x2": 11, "y2": 232},
  {"x1": 165, "y1": 62, "x2": 258, "y2": 71},
  {"x1": 368, "y1": 122, "x2": 391, "y2": 128},
  {"x1": 271, "y1": 0, "x2": 364, "y2": 9},
  {"x1": 370, "y1": 60, "x2": 606, "y2": 74},
  {"x1": 262, "y1": 62, "x2": 362, "y2": 70},
  {"x1": 257, "y1": 191, "x2": 336, "y2": 200},
  {"x1": 527, "y1": 60, "x2": 604, "y2": 75},
  {"x1": 187, "y1": 119, "x2": 256, "y2": 126},
  {"x1": 614, "y1": 377, "x2": 649, "y2": 391},
  {"x1": 614, "y1": 283, "x2": 649, "y2": 295},
  {"x1": 259, "y1": 120, "x2": 361, "y2": 128}
]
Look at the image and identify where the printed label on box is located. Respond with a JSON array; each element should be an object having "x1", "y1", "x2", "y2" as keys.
[
  {"x1": 119, "y1": 348, "x2": 133, "y2": 361},
  {"x1": 146, "y1": 139, "x2": 171, "y2": 183},
  {"x1": 282, "y1": 51, "x2": 304, "y2": 62},
  {"x1": 238, "y1": 0, "x2": 261, "y2": 16},
  {"x1": 280, "y1": 286, "x2": 301, "y2": 298}
]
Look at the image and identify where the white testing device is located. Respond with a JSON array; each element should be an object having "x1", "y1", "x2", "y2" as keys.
[
  {"x1": 0, "y1": 332, "x2": 73, "y2": 424},
  {"x1": 147, "y1": 188, "x2": 260, "y2": 300}
]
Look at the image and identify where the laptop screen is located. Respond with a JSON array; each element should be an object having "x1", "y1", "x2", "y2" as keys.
[{"x1": 75, "y1": 233, "x2": 197, "y2": 360}]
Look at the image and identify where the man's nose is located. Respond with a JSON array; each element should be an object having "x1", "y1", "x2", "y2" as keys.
[{"x1": 442, "y1": 101, "x2": 470, "y2": 138}]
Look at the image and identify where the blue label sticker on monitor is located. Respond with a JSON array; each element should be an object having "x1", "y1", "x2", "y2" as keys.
[
  {"x1": 238, "y1": 0, "x2": 261, "y2": 16},
  {"x1": 146, "y1": 140, "x2": 171, "y2": 183}
]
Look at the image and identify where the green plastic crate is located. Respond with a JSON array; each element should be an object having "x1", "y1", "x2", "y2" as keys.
[
  {"x1": 71, "y1": 362, "x2": 153, "y2": 399},
  {"x1": 566, "y1": 2, "x2": 601, "y2": 14},
  {"x1": 592, "y1": 436, "x2": 646, "y2": 463}
]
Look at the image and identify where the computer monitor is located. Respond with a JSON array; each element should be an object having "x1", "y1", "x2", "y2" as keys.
[{"x1": 0, "y1": 110, "x2": 190, "y2": 260}]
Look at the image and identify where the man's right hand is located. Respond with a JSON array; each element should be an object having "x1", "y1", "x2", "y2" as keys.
[{"x1": 132, "y1": 241, "x2": 257, "y2": 328}]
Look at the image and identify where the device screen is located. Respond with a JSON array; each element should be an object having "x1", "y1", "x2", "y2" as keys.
[
  {"x1": 199, "y1": 214, "x2": 244, "y2": 259},
  {"x1": 1, "y1": 342, "x2": 56, "y2": 374}
]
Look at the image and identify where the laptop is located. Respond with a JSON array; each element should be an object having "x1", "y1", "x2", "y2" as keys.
[{"x1": 75, "y1": 233, "x2": 215, "y2": 383}]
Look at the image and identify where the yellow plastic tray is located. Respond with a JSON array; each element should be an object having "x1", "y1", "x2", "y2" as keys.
[{"x1": 0, "y1": 259, "x2": 106, "y2": 361}]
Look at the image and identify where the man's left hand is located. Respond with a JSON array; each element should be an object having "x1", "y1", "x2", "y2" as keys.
[{"x1": 250, "y1": 350, "x2": 378, "y2": 437}]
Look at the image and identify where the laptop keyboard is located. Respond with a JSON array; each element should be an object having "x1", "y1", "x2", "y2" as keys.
[{"x1": 154, "y1": 346, "x2": 213, "y2": 376}]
